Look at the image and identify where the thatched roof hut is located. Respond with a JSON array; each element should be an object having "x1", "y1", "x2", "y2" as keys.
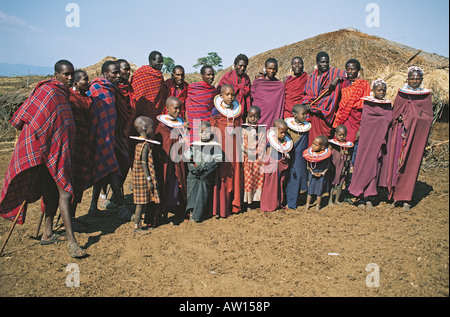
[
  {"x1": 80, "y1": 56, "x2": 139, "y2": 80},
  {"x1": 215, "y1": 28, "x2": 449, "y2": 107}
]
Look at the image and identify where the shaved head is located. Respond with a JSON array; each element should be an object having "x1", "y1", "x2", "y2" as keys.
[
  {"x1": 273, "y1": 118, "x2": 287, "y2": 129},
  {"x1": 292, "y1": 104, "x2": 308, "y2": 114},
  {"x1": 220, "y1": 84, "x2": 234, "y2": 94},
  {"x1": 166, "y1": 96, "x2": 182, "y2": 107},
  {"x1": 248, "y1": 105, "x2": 261, "y2": 116}
]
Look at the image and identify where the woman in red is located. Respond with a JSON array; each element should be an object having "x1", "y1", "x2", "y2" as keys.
[{"x1": 380, "y1": 67, "x2": 433, "y2": 211}]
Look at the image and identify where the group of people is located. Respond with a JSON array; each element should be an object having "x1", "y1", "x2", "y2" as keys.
[{"x1": 0, "y1": 50, "x2": 433, "y2": 258}]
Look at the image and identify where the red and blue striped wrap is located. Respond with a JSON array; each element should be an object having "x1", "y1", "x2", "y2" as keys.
[
  {"x1": 85, "y1": 77, "x2": 119, "y2": 187},
  {"x1": 302, "y1": 67, "x2": 346, "y2": 125}
]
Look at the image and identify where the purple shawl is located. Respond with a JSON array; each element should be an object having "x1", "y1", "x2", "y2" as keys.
[
  {"x1": 250, "y1": 78, "x2": 285, "y2": 127},
  {"x1": 348, "y1": 99, "x2": 392, "y2": 197}
]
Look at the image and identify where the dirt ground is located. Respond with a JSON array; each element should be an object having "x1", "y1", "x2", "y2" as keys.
[{"x1": 0, "y1": 124, "x2": 448, "y2": 298}]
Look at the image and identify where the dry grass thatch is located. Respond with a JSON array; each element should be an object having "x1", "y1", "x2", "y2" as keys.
[
  {"x1": 214, "y1": 28, "x2": 449, "y2": 108},
  {"x1": 82, "y1": 57, "x2": 203, "y2": 84},
  {"x1": 80, "y1": 56, "x2": 139, "y2": 81}
]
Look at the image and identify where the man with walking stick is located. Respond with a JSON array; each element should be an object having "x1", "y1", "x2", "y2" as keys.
[{"x1": 0, "y1": 60, "x2": 87, "y2": 259}]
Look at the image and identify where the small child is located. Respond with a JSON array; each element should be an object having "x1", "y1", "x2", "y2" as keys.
[
  {"x1": 285, "y1": 104, "x2": 310, "y2": 209},
  {"x1": 155, "y1": 97, "x2": 189, "y2": 221},
  {"x1": 303, "y1": 135, "x2": 331, "y2": 211},
  {"x1": 328, "y1": 124, "x2": 354, "y2": 207},
  {"x1": 131, "y1": 116, "x2": 161, "y2": 234},
  {"x1": 184, "y1": 121, "x2": 222, "y2": 222},
  {"x1": 241, "y1": 105, "x2": 266, "y2": 208},
  {"x1": 260, "y1": 119, "x2": 292, "y2": 212},
  {"x1": 210, "y1": 84, "x2": 243, "y2": 218}
]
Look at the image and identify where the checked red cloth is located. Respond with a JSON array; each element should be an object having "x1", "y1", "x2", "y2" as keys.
[
  {"x1": 131, "y1": 65, "x2": 167, "y2": 125},
  {"x1": 242, "y1": 126, "x2": 266, "y2": 203},
  {"x1": 0, "y1": 79, "x2": 75, "y2": 224}
]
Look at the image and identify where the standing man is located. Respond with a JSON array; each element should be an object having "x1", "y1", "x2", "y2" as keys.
[
  {"x1": 251, "y1": 58, "x2": 285, "y2": 127},
  {"x1": 284, "y1": 56, "x2": 308, "y2": 119},
  {"x1": 131, "y1": 51, "x2": 167, "y2": 127},
  {"x1": 0, "y1": 60, "x2": 86, "y2": 258},
  {"x1": 302, "y1": 51, "x2": 346, "y2": 146},
  {"x1": 217, "y1": 54, "x2": 252, "y2": 119},
  {"x1": 115, "y1": 59, "x2": 135, "y2": 184},
  {"x1": 86, "y1": 61, "x2": 131, "y2": 221},
  {"x1": 185, "y1": 65, "x2": 218, "y2": 141},
  {"x1": 165, "y1": 65, "x2": 188, "y2": 119}
]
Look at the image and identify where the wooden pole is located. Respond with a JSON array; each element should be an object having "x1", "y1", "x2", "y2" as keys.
[
  {"x1": 34, "y1": 212, "x2": 44, "y2": 239},
  {"x1": 310, "y1": 89, "x2": 329, "y2": 106},
  {"x1": 0, "y1": 166, "x2": 42, "y2": 256},
  {"x1": 0, "y1": 201, "x2": 26, "y2": 256}
]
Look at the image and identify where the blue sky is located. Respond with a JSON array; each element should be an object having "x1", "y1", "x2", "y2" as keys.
[{"x1": 0, "y1": 0, "x2": 448, "y2": 74}]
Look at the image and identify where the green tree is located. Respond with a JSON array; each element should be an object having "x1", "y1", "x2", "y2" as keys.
[
  {"x1": 162, "y1": 57, "x2": 175, "y2": 74},
  {"x1": 193, "y1": 52, "x2": 223, "y2": 72}
]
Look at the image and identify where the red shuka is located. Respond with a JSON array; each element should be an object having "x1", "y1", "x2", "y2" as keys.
[
  {"x1": 284, "y1": 73, "x2": 307, "y2": 119},
  {"x1": 0, "y1": 79, "x2": 75, "y2": 224},
  {"x1": 131, "y1": 65, "x2": 167, "y2": 126}
]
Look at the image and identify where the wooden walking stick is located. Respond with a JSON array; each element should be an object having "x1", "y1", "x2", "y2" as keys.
[
  {"x1": 310, "y1": 88, "x2": 329, "y2": 106},
  {"x1": 1, "y1": 166, "x2": 42, "y2": 256},
  {"x1": 34, "y1": 212, "x2": 44, "y2": 239}
]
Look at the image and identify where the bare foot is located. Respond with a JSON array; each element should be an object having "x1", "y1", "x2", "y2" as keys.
[
  {"x1": 402, "y1": 203, "x2": 411, "y2": 212},
  {"x1": 366, "y1": 201, "x2": 374, "y2": 210},
  {"x1": 305, "y1": 204, "x2": 310, "y2": 211}
]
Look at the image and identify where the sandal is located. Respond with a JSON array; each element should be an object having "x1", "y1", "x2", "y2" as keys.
[
  {"x1": 40, "y1": 233, "x2": 67, "y2": 245},
  {"x1": 68, "y1": 242, "x2": 87, "y2": 258}
]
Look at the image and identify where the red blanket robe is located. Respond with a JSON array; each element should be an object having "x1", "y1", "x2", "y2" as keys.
[
  {"x1": 185, "y1": 81, "x2": 218, "y2": 141},
  {"x1": 165, "y1": 78, "x2": 188, "y2": 119},
  {"x1": 0, "y1": 79, "x2": 75, "y2": 224},
  {"x1": 116, "y1": 82, "x2": 135, "y2": 174},
  {"x1": 217, "y1": 70, "x2": 252, "y2": 116},
  {"x1": 333, "y1": 79, "x2": 370, "y2": 143},
  {"x1": 260, "y1": 144, "x2": 290, "y2": 212},
  {"x1": 250, "y1": 78, "x2": 285, "y2": 127},
  {"x1": 154, "y1": 121, "x2": 188, "y2": 212},
  {"x1": 284, "y1": 73, "x2": 307, "y2": 119},
  {"x1": 210, "y1": 106, "x2": 243, "y2": 217},
  {"x1": 69, "y1": 89, "x2": 92, "y2": 203},
  {"x1": 379, "y1": 90, "x2": 433, "y2": 202},
  {"x1": 348, "y1": 98, "x2": 392, "y2": 198},
  {"x1": 131, "y1": 65, "x2": 167, "y2": 126}
]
